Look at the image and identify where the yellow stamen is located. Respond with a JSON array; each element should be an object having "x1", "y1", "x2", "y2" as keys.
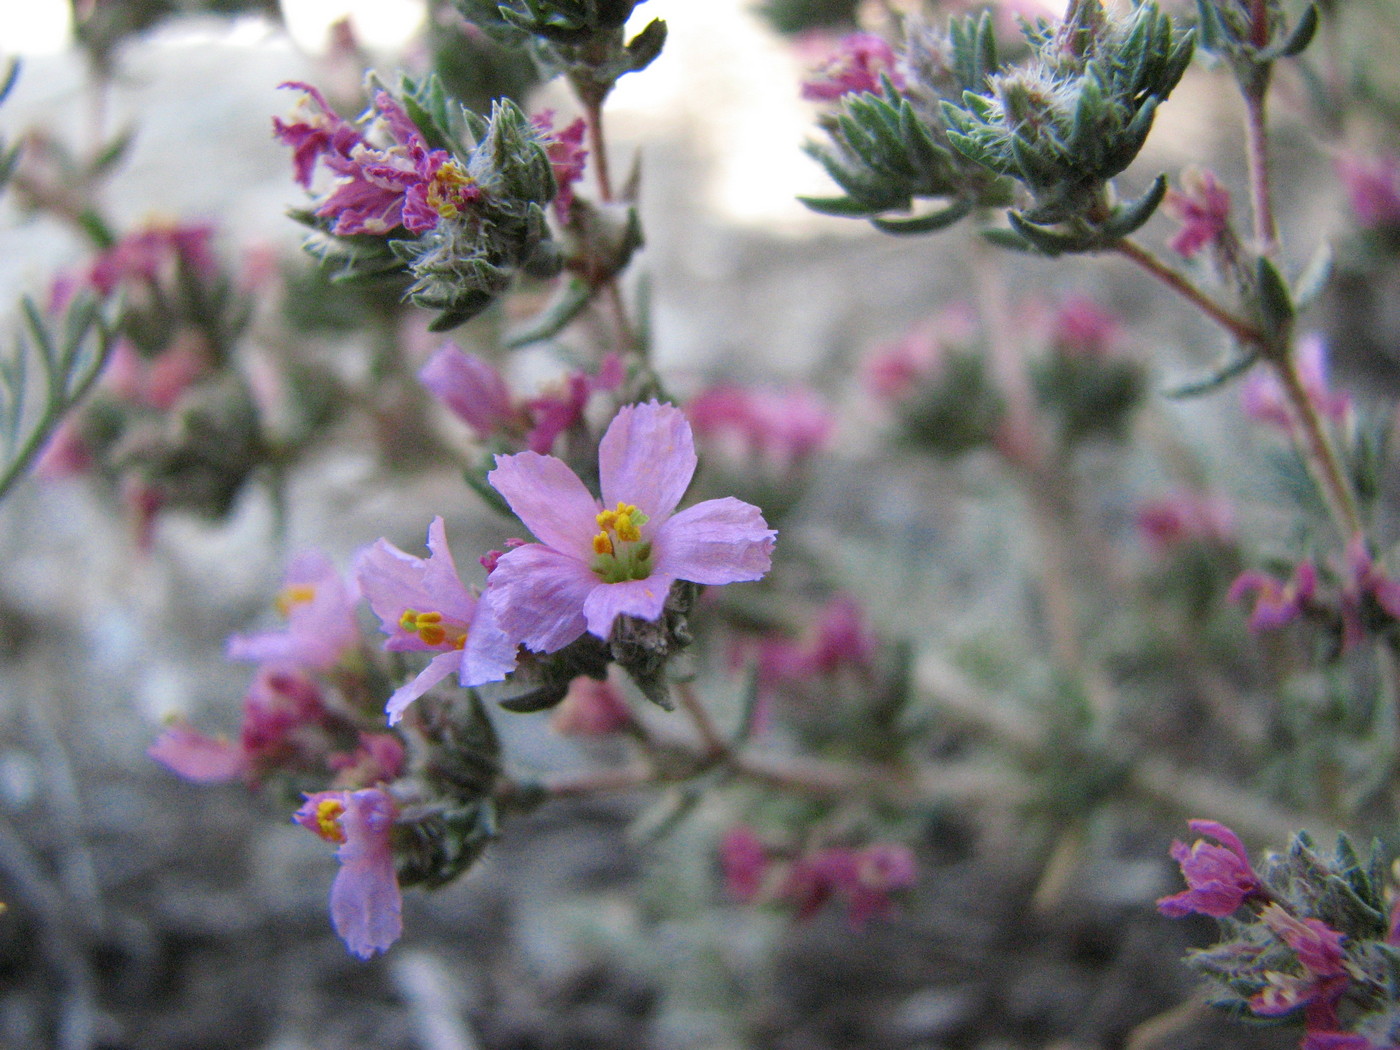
[
  {"x1": 275, "y1": 584, "x2": 316, "y2": 617},
  {"x1": 313, "y1": 798, "x2": 346, "y2": 844},
  {"x1": 593, "y1": 531, "x2": 614, "y2": 556},
  {"x1": 399, "y1": 608, "x2": 459, "y2": 648},
  {"x1": 427, "y1": 161, "x2": 476, "y2": 219}
]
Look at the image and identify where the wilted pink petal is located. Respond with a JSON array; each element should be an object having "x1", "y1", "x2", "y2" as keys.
[
  {"x1": 148, "y1": 718, "x2": 247, "y2": 783},
  {"x1": 1157, "y1": 819, "x2": 1264, "y2": 918}
]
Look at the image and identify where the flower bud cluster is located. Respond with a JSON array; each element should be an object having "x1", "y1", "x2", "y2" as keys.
[{"x1": 1161, "y1": 822, "x2": 1400, "y2": 1050}]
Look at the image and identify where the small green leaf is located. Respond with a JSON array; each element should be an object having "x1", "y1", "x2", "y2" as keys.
[
  {"x1": 871, "y1": 198, "x2": 973, "y2": 235},
  {"x1": 1163, "y1": 348, "x2": 1259, "y2": 399},
  {"x1": 1255, "y1": 255, "x2": 1296, "y2": 332}
]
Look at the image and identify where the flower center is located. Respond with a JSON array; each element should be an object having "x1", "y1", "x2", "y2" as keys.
[
  {"x1": 590, "y1": 502, "x2": 653, "y2": 584},
  {"x1": 309, "y1": 797, "x2": 347, "y2": 844},
  {"x1": 426, "y1": 160, "x2": 479, "y2": 220},
  {"x1": 275, "y1": 584, "x2": 316, "y2": 617},
  {"x1": 399, "y1": 609, "x2": 467, "y2": 649}
]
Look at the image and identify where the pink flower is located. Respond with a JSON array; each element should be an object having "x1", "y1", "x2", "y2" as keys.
[
  {"x1": 275, "y1": 84, "x2": 479, "y2": 237},
  {"x1": 227, "y1": 551, "x2": 362, "y2": 672},
  {"x1": 523, "y1": 353, "x2": 624, "y2": 454},
  {"x1": 1229, "y1": 561, "x2": 1318, "y2": 633},
  {"x1": 147, "y1": 718, "x2": 247, "y2": 783},
  {"x1": 86, "y1": 221, "x2": 219, "y2": 296},
  {"x1": 720, "y1": 826, "x2": 771, "y2": 903},
  {"x1": 1137, "y1": 492, "x2": 1234, "y2": 551},
  {"x1": 784, "y1": 843, "x2": 917, "y2": 929},
  {"x1": 419, "y1": 346, "x2": 522, "y2": 437},
  {"x1": 800, "y1": 32, "x2": 904, "y2": 102},
  {"x1": 1340, "y1": 534, "x2": 1400, "y2": 650},
  {"x1": 531, "y1": 110, "x2": 588, "y2": 222},
  {"x1": 1157, "y1": 819, "x2": 1265, "y2": 918},
  {"x1": 686, "y1": 385, "x2": 834, "y2": 473},
  {"x1": 473, "y1": 401, "x2": 776, "y2": 673},
  {"x1": 1260, "y1": 903, "x2": 1347, "y2": 978},
  {"x1": 148, "y1": 666, "x2": 334, "y2": 784},
  {"x1": 863, "y1": 305, "x2": 978, "y2": 403},
  {"x1": 1336, "y1": 153, "x2": 1400, "y2": 229},
  {"x1": 295, "y1": 788, "x2": 403, "y2": 958},
  {"x1": 550, "y1": 675, "x2": 634, "y2": 736},
  {"x1": 356, "y1": 516, "x2": 517, "y2": 724},
  {"x1": 1165, "y1": 167, "x2": 1232, "y2": 258},
  {"x1": 328, "y1": 733, "x2": 407, "y2": 786},
  {"x1": 1241, "y1": 334, "x2": 1351, "y2": 432},
  {"x1": 1048, "y1": 295, "x2": 1120, "y2": 358},
  {"x1": 752, "y1": 594, "x2": 878, "y2": 693}
]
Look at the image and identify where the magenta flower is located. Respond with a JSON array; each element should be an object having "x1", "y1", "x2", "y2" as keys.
[
  {"x1": 720, "y1": 826, "x2": 771, "y2": 903},
  {"x1": 531, "y1": 110, "x2": 588, "y2": 222},
  {"x1": 863, "y1": 305, "x2": 979, "y2": 403},
  {"x1": 1158, "y1": 819, "x2": 1265, "y2": 918},
  {"x1": 356, "y1": 516, "x2": 517, "y2": 724},
  {"x1": 1336, "y1": 153, "x2": 1400, "y2": 229},
  {"x1": 86, "y1": 220, "x2": 219, "y2": 297},
  {"x1": 1165, "y1": 167, "x2": 1232, "y2": 259},
  {"x1": 227, "y1": 551, "x2": 361, "y2": 672},
  {"x1": 149, "y1": 666, "x2": 333, "y2": 784},
  {"x1": 274, "y1": 84, "x2": 479, "y2": 237},
  {"x1": 473, "y1": 401, "x2": 776, "y2": 673},
  {"x1": 295, "y1": 787, "x2": 403, "y2": 958},
  {"x1": 800, "y1": 32, "x2": 904, "y2": 102},
  {"x1": 1229, "y1": 560, "x2": 1318, "y2": 633},
  {"x1": 1261, "y1": 903, "x2": 1347, "y2": 978},
  {"x1": 784, "y1": 842, "x2": 917, "y2": 929},
  {"x1": 1136, "y1": 491, "x2": 1234, "y2": 551},
  {"x1": 1048, "y1": 295, "x2": 1120, "y2": 358}
]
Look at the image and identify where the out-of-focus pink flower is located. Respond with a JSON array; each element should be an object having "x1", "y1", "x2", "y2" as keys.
[
  {"x1": 474, "y1": 402, "x2": 776, "y2": 675},
  {"x1": 800, "y1": 32, "x2": 905, "y2": 102},
  {"x1": 1048, "y1": 295, "x2": 1120, "y2": 358},
  {"x1": 1158, "y1": 819, "x2": 1265, "y2": 918},
  {"x1": 356, "y1": 516, "x2": 517, "y2": 724},
  {"x1": 756, "y1": 594, "x2": 878, "y2": 688},
  {"x1": 228, "y1": 550, "x2": 362, "y2": 673},
  {"x1": 531, "y1": 110, "x2": 588, "y2": 222},
  {"x1": 550, "y1": 675, "x2": 634, "y2": 736},
  {"x1": 295, "y1": 787, "x2": 403, "y2": 958},
  {"x1": 864, "y1": 305, "x2": 978, "y2": 403},
  {"x1": 148, "y1": 666, "x2": 332, "y2": 784},
  {"x1": 33, "y1": 417, "x2": 92, "y2": 479},
  {"x1": 1228, "y1": 560, "x2": 1318, "y2": 633},
  {"x1": 720, "y1": 826, "x2": 771, "y2": 903},
  {"x1": 785, "y1": 842, "x2": 917, "y2": 929},
  {"x1": 1240, "y1": 335, "x2": 1351, "y2": 433},
  {"x1": 329, "y1": 732, "x2": 407, "y2": 786},
  {"x1": 1164, "y1": 167, "x2": 1232, "y2": 258},
  {"x1": 685, "y1": 384, "x2": 835, "y2": 473},
  {"x1": 147, "y1": 718, "x2": 247, "y2": 783},
  {"x1": 1137, "y1": 492, "x2": 1235, "y2": 551},
  {"x1": 419, "y1": 346, "x2": 523, "y2": 437},
  {"x1": 1339, "y1": 534, "x2": 1400, "y2": 651},
  {"x1": 1336, "y1": 153, "x2": 1400, "y2": 230},
  {"x1": 524, "y1": 353, "x2": 625, "y2": 455},
  {"x1": 87, "y1": 221, "x2": 219, "y2": 296}
]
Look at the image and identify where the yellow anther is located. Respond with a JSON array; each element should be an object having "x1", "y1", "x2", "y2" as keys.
[
  {"x1": 597, "y1": 509, "x2": 618, "y2": 531},
  {"x1": 427, "y1": 161, "x2": 475, "y2": 219},
  {"x1": 593, "y1": 531, "x2": 614, "y2": 556},
  {"x1": 275, "y1": 584, "x2": 317, "y2": 617},
  {"x1": 314, "y1": 798, "x2": 346, "y2": 844}
]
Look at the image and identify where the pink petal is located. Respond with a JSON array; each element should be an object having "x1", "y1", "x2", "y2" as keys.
[
  {"x1": 654, "y1": 497, "x2": 776, "y2": 585},
  {"x1": 582, "y1": 575, "x2": 675, "y2": 638},
  {"x1": 148, "y1": 721, "x2": 247, "y2": 783},
  {"x1": 419, "y1": 347, "x2": 515, "y2": 434},
  {"x1": 385, "y1": 649, "x2": 463, "y2": 725},
  {"x1": 488, "y1": 451, "x2": 599, "y2": 555},
  {"x1": 483, "y1": 544, "x2": 596, "y2": 652},
  {"x1": 459, "y1": 596, "x2": 522, "y2": 686},
  {"x1": 598, "y1": 401, "x2": 697, "y2": 520}
]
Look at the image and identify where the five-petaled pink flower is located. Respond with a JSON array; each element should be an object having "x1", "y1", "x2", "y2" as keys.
[
  {"x1": 295, "y1": 787, "x2": 403, "y2": 959},
  {"x1": 356, "y1": 516, "x2": 517, "y2": 724},
  {"x1": 473, "y1": 401, "x2": 776, "y2": 674},
  {"x1": 1158, "y1": 819, "x2": 1265, "y2": 918}
]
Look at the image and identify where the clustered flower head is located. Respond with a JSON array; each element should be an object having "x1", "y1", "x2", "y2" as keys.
[
  {"x1": 1164, "y1": 167, "x2": 1233, "y2": 259},
  {"x1": 1160, "y1": 823, "x2": 1400, "y2": 1050}
]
